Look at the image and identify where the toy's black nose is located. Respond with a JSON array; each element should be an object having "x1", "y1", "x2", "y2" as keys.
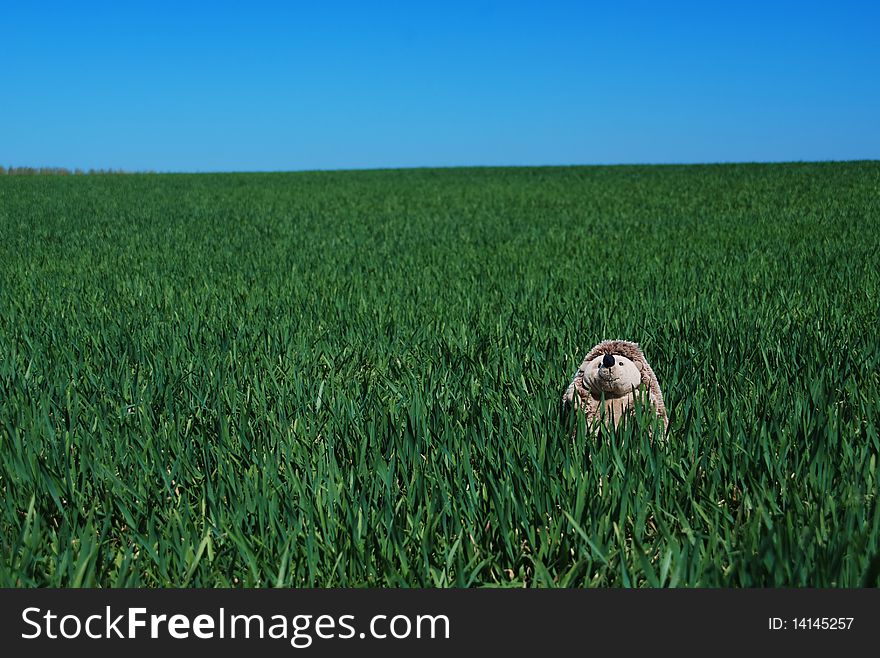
[{"x1": 602, "y1": 353, "x2": 615, "y2": 368}]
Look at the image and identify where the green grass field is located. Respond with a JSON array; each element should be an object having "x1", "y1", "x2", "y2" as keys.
[{"x1": 1, "y1": 162, "x2": 878, "y2": 587}]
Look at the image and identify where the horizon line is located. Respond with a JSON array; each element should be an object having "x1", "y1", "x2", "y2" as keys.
[{"x1": 2, "y1": 158, "x2": 878, "y2": 176}]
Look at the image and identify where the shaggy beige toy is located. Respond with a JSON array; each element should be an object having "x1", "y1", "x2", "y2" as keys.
[{"x1": 562, "y1": 339, "x2": 668, "y2": 434}]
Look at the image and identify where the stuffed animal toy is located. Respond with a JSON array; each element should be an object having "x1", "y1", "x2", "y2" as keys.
[{"x1": 562, "y1": 339, "x2": 668, "y2": 434}]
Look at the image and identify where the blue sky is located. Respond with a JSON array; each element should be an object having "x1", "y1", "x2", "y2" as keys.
[{"x1": 2, "y1": 1, "x2": 877, "y2": 171}]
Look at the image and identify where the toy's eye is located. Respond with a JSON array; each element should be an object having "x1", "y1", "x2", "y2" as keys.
[{"x1": 618, "y1": 361, "x2": 623, "y2": 366}]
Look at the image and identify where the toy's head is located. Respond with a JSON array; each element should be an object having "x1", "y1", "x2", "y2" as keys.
[
  {"x1": 582, "y1": 352, "x2": 641, "y2": 397},
  {"x1": 562, "y1": 339, "x2": 669, "y2": 434}
]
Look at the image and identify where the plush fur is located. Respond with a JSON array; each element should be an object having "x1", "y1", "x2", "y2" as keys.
[{"x1": 562, "y1": 339, "x2": 668, "y2": 434}]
